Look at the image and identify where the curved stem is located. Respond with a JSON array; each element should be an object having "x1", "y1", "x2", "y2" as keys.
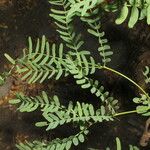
[
  {"x1": 102, "y1": 66, "x2": 148, "y2": 97},
  {"x1": 114, "y1": 110, "x2": 137, "y2": 117}
]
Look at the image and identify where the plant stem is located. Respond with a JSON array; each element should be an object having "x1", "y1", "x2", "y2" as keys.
[
  {"x1": 102, "y1": 66, "x2": 148, "y2": 96},
  {"x1": 114, "y1": 110, "x2": 137, "y2": 117}
]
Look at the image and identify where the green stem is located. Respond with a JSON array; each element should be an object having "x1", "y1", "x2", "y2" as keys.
[
  {"x1": 114, "y1": 110, "x2": 137, "y2": 117},
  {"x1": 102, "y1": 66, "x2": 148, "y2": 97}
]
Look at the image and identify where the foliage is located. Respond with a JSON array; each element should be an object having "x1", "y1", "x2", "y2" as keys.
[
  {"x1": 143, "y1": 66, "x2": 150, "y2": 84},
  {"x1": 115, "y1": 0, "x2": 150, "y2": 27},
  {"x1": 133, "y1": 94, "x2": 150, "y2": 116},
  {"x1": 80, "y1": 10, "x2": 113, "y2": 66},
  {"x1": 0, "y1": 72, "x2": 10, "y2": 86},
  {"x1": 5, "y1": 36, "x2": 68, "y2": 83},
  {"x1": 67, "y1": 0, "x2": 150, "y2": 28},
  {"x1": 10, "y1": 91, "x2": 113, "y2": 149},
  {"x1": 10, "y1": 92, "x2": 114, "y2": 128},
  {"x1": 16, "y1": 129, "x2": 89, "y2": 150},
  {"x1": 109, "y1": 137, "x2": 140, "y2": 150},
  {"x1": 17, "y1": 137, "x2": 139, "y2": 150},
  {"x1": 0, "y1": 75, "x2": 5, "y2": 85},
  {"x1": 49, "y1": 0, "x2": 84, "y2": 52},
  {"x1": 89, "y1": 137, "x2": 140, "y2": 150},
  {"x1": 3, "y1": 0, "x2": 150, "y2": 149}
]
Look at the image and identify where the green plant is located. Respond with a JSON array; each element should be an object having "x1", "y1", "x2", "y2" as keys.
[
  {"x1": 89, "y1": 137, "x2": 140, "y2": 150},
  {"x1": 0, "y1": 71, "x2": 11, "y2": 85},
  {"x1": 68, "y1": 0, "x2": 150, "y2": 28},
  {"x1": 3, "y1": 0, "x2": 150, "y2": 149},
  {"x1": 16, "y1": 137, "x2": 140, "y2": 150}
]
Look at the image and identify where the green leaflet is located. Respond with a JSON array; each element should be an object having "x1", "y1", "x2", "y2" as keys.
[
  {"x1": 139, "y1": 8, "x2": 147, "y2": 20},
  {"x1": 39, "y1": 42, "x2": 49, "y2": 65},
  {"x1": 144, "y1": 66, "x2": 149, "y2": 75},
  {"x1": 77, "y1": 101, "x2": 83, "y2": 117},
  {"x1": 73, "y1": 137, "x2": 79, "y2": 146},
  {"x1": 28, "y1": 36, "x2": 32, "y2": 57},
  {"x1": 78, "y1": 134, "x2": 85, "y2": 143},
  {"x1": 0, "y1": 75, "x2": 4, "y2": 85},
  {"x1": 21, "y1": 70, "x2": 32, "y2": 80},
  {"x1": 51, "y1": 8, "x2": 66, "y2": 14},
  {"x1": 116, "y1": 137, "x2": 121, "y2": 150},
  {"x1": 128, "y1": 6, "x2": 139, "y2": 28},
  {"x1": 35, "y1": 121, "x2": 48, "y2": 127},
  {"x1": 147, "y1": 4, "x2": 150, "y2": 24},
  {"x1": 35, "y1": 38, "x2": 40, "y2": 56},
  {"x1": 9, "y1": 99, "x2": 21, "y2": 104},
  {"x1": 136, "y1": 105, "x2": 148, "y2": 114},
  {"x1": 115, "y1": 2, "x2": 128, "y2": 24},
  {"x1": 4, "y1": 53, "x2": 16, "y2": 65},
  {"x1": 88, "y1": 29, "x2": 99, "y2": 37},
  {"x1": 0, "y1": 72, "x2": 9, "y2": 86},
  {"x1": 89, "y1": 104, "x2": 95, "y2": 116}
]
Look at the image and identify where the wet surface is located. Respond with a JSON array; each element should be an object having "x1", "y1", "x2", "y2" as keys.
[{"x1": 0, "y1": 0, "x2": 150, "y2": 149}]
